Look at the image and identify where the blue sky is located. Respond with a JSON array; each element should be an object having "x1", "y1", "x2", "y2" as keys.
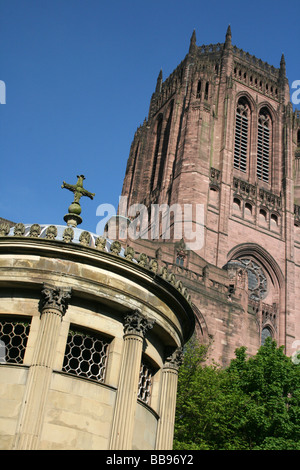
[{"x1": 1, "y1": 0, "x2": 299, "y2": 234}]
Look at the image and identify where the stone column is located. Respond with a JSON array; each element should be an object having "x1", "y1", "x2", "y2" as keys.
[
  {"x1": 155, "y1": 347, "x2": 183, "y2": 450},
  {"x1": 109, "y1": 310, "x2": 154, "y2": 450},
  {"x1": 12, "y1": 285, "x2": 71, "y2": 450}
]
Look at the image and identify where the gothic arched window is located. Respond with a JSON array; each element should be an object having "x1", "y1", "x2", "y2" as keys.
[
  {"x1": 261, "y1": 326, "x2": 272, "y2": 345},
  {"x1": 196, "y1": 80, "x2": 202, "y2": 99},
  {"x1": 233, "y1": 98, "x2": 250, "y2": 173},
  {"x1": 150, "y1": 115, "x2": 163, "y2": 192},
  {"x1": 157, "y1": 101, "x2": 173, "y2": 186},
  {"x1": 257, "y1": 108, "x2": 272, "y2": 183},
  {"x1": 204, "y1": 82, "x2": 209, "y2": 100}
]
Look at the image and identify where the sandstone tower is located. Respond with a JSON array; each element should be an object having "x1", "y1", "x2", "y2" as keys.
[{"x1": 120, "y1": 27, "x2": 300, "y2": 364}]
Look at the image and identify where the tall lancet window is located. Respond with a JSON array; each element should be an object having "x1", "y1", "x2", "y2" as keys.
[
  {"x1": 257, "y1": 109, "x2": 271, "y2": 183},
  {"x1": 234, "y1": 99, "x2": 250, "y2": 173},
  {"x1": 150, "y1": 116, "x2": 162, "y2": 192}
]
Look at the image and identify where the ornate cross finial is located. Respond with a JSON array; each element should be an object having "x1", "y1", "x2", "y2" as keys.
[{"x1": 61, "y1": 175, "x2": 95, "y2": 227}]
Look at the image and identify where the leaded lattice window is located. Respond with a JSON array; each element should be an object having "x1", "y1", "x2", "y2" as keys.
[
  {"x1": 234, "y1": 99, "x2": 250, "y2": 173},
  {"x1": 138, "y1": 360, "x2": 154, "y2": 405},
  {"x1": 257, "y1": 110, "x2": 271, "y2": 183},
  {"x1": 62, "y1": 327, "x2": 110, "y2": 383},
  {"x1": 0, "y1": 317, "x2": 31, "y2": 364}
]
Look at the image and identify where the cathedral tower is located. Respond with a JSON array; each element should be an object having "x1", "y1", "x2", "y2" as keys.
[{"x1": 120, "y1": 27, "x2": 300, "y2": 362}]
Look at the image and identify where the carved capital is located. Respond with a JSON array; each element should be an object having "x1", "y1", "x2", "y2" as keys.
[
  {"x1": 164, "y1": 347, "x2": 184, "y2": 370},
  {"x1": 40, "y1": 285, "x2": 72, "y2": 316},
  {"x1": 123, "y1": 310, "x2": 155, "y2": 337}
]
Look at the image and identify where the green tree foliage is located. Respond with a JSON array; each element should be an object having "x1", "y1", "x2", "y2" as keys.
[{"x1": 173, "y1": 338, "x2": 300, "y2": 450}]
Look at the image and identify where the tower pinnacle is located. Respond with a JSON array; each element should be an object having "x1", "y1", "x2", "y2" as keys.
[
  {"x1": 189, "y1": 29, "x2": 197, "y2": 54},
  {"x1": 280, "y1": 53, "x2": 286, "y2": 76},
  {"x1": 224, "y1": 24, "x2": 232, "y2": 48},
  {"x1": 155, "y1": 69, "x2": 163, "y2": 93}
]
